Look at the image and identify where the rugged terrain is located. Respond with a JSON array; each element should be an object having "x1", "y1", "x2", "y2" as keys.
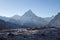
[{"x1": 0, "y1": 27, "x2": 60, "y2": 40}]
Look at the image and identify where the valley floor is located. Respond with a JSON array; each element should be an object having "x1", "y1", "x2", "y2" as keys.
[{"x1": 0, "y1": 27, "x2": 60, "y2": 40}]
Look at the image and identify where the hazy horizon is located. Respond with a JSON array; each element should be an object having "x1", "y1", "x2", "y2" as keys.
[
  {"x1": 0, "y1": 0, "x2": 60, "y2": 17},
  {"x1": 0, "y1": 9, "x2": 55, "y2": 18}
]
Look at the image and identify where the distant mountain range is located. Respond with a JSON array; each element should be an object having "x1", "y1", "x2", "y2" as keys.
[{"x1": 0, "y1": 9, "x2": 58, "y2": 29}]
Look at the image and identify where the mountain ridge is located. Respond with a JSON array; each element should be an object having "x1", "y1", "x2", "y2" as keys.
[
  {"x1": 48, "y1": 12, "x2": 60, "y2": 27},
  {"x1": 0, "y1": 9, "x2": 55, "y2": 28}
]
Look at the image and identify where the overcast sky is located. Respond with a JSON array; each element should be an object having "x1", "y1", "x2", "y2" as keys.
[{"x1": 0, "y1": 0, "x2": 60, "y2": 17}]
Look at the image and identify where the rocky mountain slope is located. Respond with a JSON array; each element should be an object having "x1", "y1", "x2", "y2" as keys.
[{"x1": 48, "y1": 13, "x2": 60, "y2": 27}]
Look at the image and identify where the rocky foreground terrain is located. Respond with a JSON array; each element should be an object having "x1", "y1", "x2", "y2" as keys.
[{"x1": 0, "y1": 27, "x2": 60, "y2": 40}]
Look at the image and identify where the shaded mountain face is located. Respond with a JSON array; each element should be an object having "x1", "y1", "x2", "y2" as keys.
[
  {"x1": 0, "y1": 19, "x2": 11, "y2": 29},
  {"x1": 48, "y1": 13, "x2": 60, "y2": 27},
  {"x1": 0, "y1": 19, "x2": 20, "y2": 30},
  {"x1": 0, "y1": 16, "x2": 10, "y2": 22},
  {"x1": 19, "y1": 10, "x2": 48, "y2": 27}
]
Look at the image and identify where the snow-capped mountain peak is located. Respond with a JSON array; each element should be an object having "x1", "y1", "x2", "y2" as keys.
[
  {"x1": 19, "y1": 10, "x2": 48, "y2": 27},
  {"x1": 23, "y1": 9, "x2": 37, "y2": 17}
]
